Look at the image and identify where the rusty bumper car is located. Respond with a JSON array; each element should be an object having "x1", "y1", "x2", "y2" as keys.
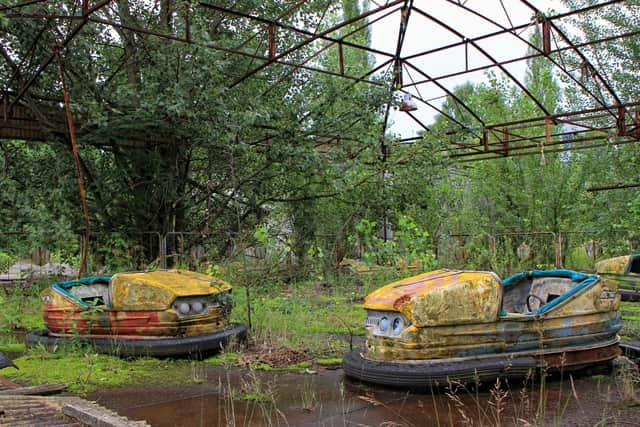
[
  {"x1": 26, "y1": 270, "x2": 247, "y2": 357},
  {"x1": 343, "y1": 269, "x2": 621, "y2": 388},
  {"x1": 596, "y1": 254, "x2": 640, "y2": 301}
]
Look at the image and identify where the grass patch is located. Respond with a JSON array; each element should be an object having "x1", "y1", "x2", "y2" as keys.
[
  {"x1": 0, "y1": 343, "x2": 26, "y2": 353},
  {"x1": 0, "y1": 284, "x2": 46, "y2": 333},
  {"x1": 249, "y1": 360, "x2": 312, "y2": 372},
  {"x1": 227, "y1": 272, "x2": 394, "y2": 356},
  {"x1": 203, "y1": 352, "x2": 240, "y2": 366},
  {"x1": 315, "y1": 357, "x2": 342, "y2": 366},
  {"x1": 4, "y1": 348, "x2": 202, "y2": 394}
]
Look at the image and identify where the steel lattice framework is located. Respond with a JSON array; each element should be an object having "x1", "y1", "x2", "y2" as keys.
[{"x1": 0, "y1": 0, "x2": 638, "y2": 161}]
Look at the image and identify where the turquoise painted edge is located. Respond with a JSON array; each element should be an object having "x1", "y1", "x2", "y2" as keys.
[
  {"x1": 502, "y1": 269, "x2": 600, "y2": 316},
  {"x1": 52, "y1": 276, "x2": 112, "y2": 309}
]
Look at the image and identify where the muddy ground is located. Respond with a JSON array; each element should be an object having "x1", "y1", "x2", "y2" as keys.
[{"x1": 88, "y1": 364, "x2": 640, "y2": 426}]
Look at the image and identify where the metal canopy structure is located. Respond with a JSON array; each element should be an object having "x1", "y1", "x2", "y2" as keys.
[{"x1": 0, "y1": 0, "x2": 638, "y2": 161}]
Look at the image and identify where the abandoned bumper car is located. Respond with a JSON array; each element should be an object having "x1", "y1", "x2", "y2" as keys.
[
  {"x1": 26, "y1": 270, "x2": 247, "y2": 357},
  {"x1": 596, "y1": 254, "x2": 640, "y2": 301},
  {"x1": 343, "y1": 269, "x2": 621, "y2": 388}
]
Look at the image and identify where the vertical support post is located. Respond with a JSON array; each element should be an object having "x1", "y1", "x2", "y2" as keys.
[
  {"x1": 545, "y1": 116, "x2": 551, "y2": 145},
  {"x1": 82, "y1": 0, "x2": 89, "y2": 17},
  {"x1": 554, "y1": 232, "x2": 563, "y2": 268},
  {"x1": 393, "y1": 59, "x2": 402, "y2": 88},
  {"x1": 482, "y1": 129, "x2": 488, "y2": 152},
  {"x1": 542, "y1": 19, "x2": 551, "y2": 55},
  {"x1": 338, "y1": 42, "x2": 344, "y2": 76},
  {"x1": 488, "y1": 235, "x2": 496, "y2": 259},
  {"x1": 55, "y1": 47, "x2": 90, "y2": 278},
  {"x1": 502, "y1": 128, "x2": 508, "y2": 156},
  {"x1": 617, "y1": 105, "x2": 626, "y2": 136},
  {"x1": 464, "y1": 39, "x2": 469, "y2": 71},
  {"x1": 268, "y1": 24, "x2": 276, "y2": 59}
]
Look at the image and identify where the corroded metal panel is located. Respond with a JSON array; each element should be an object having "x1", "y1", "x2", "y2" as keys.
[
  {"x1": 111, "y1": 270, "x2": 231, "y2": 311},
  {"x1": 365, "y1": 270, "x2": 501, "y2": 327}
]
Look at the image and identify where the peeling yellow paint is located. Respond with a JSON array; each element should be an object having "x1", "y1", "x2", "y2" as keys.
[
  {"x1": 111, "y1": 270, "x2": 231, "y2": 311},
  {"x1": 365, "y1": 270, "x2": 501, "y2": 326},
  {"x1": 595, "y1": 255, "x2": 630, "y2": 275}
]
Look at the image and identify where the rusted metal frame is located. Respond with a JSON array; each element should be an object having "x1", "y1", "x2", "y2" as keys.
[
  {"x1": 199, "y1": 2, "x2": 395, "y2": 59},
  {"x1": 402, "y1": 29, "x2": 640, "y2": 89},
  {"x1": 379, "y1": 0, "x2": 412, "y2": 163},
  {"x1": 8, "y1": 0, "x2": 113, "y2": 112},
  {"x1": 88, "y1": 17, "x2": 385, "y2": 87},
  {"x1": 587, "y1": 182, "x2": 640, "y2": 192},
  {"x1": 498, "y1": 0, "x2": 514, "y2": 28},
  {"x1": 54, "y1": 48, "x2": 90, "y2": 278},
  {"x1": 486, "y1": 100, "x2": 640, "y2": 131},
  {"x1": 554, "y1": 117, "x2": 612, "y2": 134},
  {"x1": 449, "y1": 126, "x2": 611, "y2": 153},
  {"x1": 220, "y1": 0, "x2": 404, "y2": 88},
  {"x1": 519, "y1": 0, "x2": 622, "y2": 106},
  {"x1": 232, "y1": 0, "x2": 308, "y2": 51},
  {"x1": 402, "y1": 90, "x2": 469, "y2": 131},
  {"x1": 404, "y1": 110, "x2": 430, "y2": 132},
  {"x1": 399, "y1": 136, "x2": 421, "y2": 143},
  {"x1": 447, "y1": 139, "x2": 484, "y2": 152},
  {"x1": 502, "y1": 128, "x2": 508, "y2": 156},
  {"x1": 403, "y1": 60, "x2": 484, "y2": 128},
  {"x1": 441, "y1": 0, "x2": 614, "y2": 117},
  {"x1": 259, "y1": 7, "x2": 400, "y2": 97},
  {"x1": 458, "y1": 137, "x2": 639, "y2": 163},
  {"x1": 391, "y1": 0, "x2": 411, "y2": 86},
  {"x1": 268, "y1": 23, "x2": 276, "y2": 58},
  {"x1": 452, "y1": 131, "x2": 621, "y2": 159},
  {"x1": 412, "y1": 6, "x2": 551, "y2": 117},
  {"x1": 403, "y1": 19, "x2": 533, "y2": 61}
]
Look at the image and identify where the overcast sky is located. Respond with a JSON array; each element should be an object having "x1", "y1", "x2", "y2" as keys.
[{"x1": 367, "y1": 0, "x2": 567, "y2": 138}]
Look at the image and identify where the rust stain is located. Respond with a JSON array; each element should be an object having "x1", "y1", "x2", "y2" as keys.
[{"x1": 362, "y1": 269, "x2": 621, "y2": 363}]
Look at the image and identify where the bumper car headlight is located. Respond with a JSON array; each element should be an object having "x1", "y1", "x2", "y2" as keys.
[
  {"x1": 178, "y1": 302, "x2": 191, "y2": 315},
  {"x1": 379, "y1": 317, "x2": 390, "y2": 332},
  {"x1": 392, "y1": 317, "x2": 405, "y2": 335}
]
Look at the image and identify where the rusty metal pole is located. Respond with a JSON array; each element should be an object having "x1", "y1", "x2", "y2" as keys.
[{"x1": 55, "y1": 46, "x2": 90, "y2": 278}]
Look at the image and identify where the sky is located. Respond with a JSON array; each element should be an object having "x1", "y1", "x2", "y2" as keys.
[{"x1": 366, "y1": 0, "x2": 567, "y2": 139}]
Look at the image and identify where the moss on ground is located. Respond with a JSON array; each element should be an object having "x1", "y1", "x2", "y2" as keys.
[
  {"x1": 204, "y1": 352, "x2": 240, "y2": 366},
  {"x1": 4, "y1": 348, "x2": 202, "y2": 393},
  {"x1": 315, "y1": 357, "x2": 342, "y2": 366}
]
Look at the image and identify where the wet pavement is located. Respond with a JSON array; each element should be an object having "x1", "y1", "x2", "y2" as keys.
[{"x1": 88, "y1": 364, "x2": 639, "y2": 426}]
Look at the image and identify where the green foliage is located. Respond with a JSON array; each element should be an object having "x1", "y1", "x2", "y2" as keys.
[
  {"x1": 353, "y1": 214, "x2": 436, "y2": 270},
  {"x1": 0, "y1": 252, "x2": 15, "y2": 272},
  {"x1": 0, "y1": 286, "x2": 45, "y2": 333}
]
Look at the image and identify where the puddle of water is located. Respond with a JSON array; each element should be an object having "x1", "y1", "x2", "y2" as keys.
[{"x1": 88, "y1": 366, "x2": 634, "y2": 427}]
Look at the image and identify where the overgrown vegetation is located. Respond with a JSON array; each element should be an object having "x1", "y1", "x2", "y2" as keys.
[{"x1": 3, "y1": 345, "x2": 204, "y2": 393}]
